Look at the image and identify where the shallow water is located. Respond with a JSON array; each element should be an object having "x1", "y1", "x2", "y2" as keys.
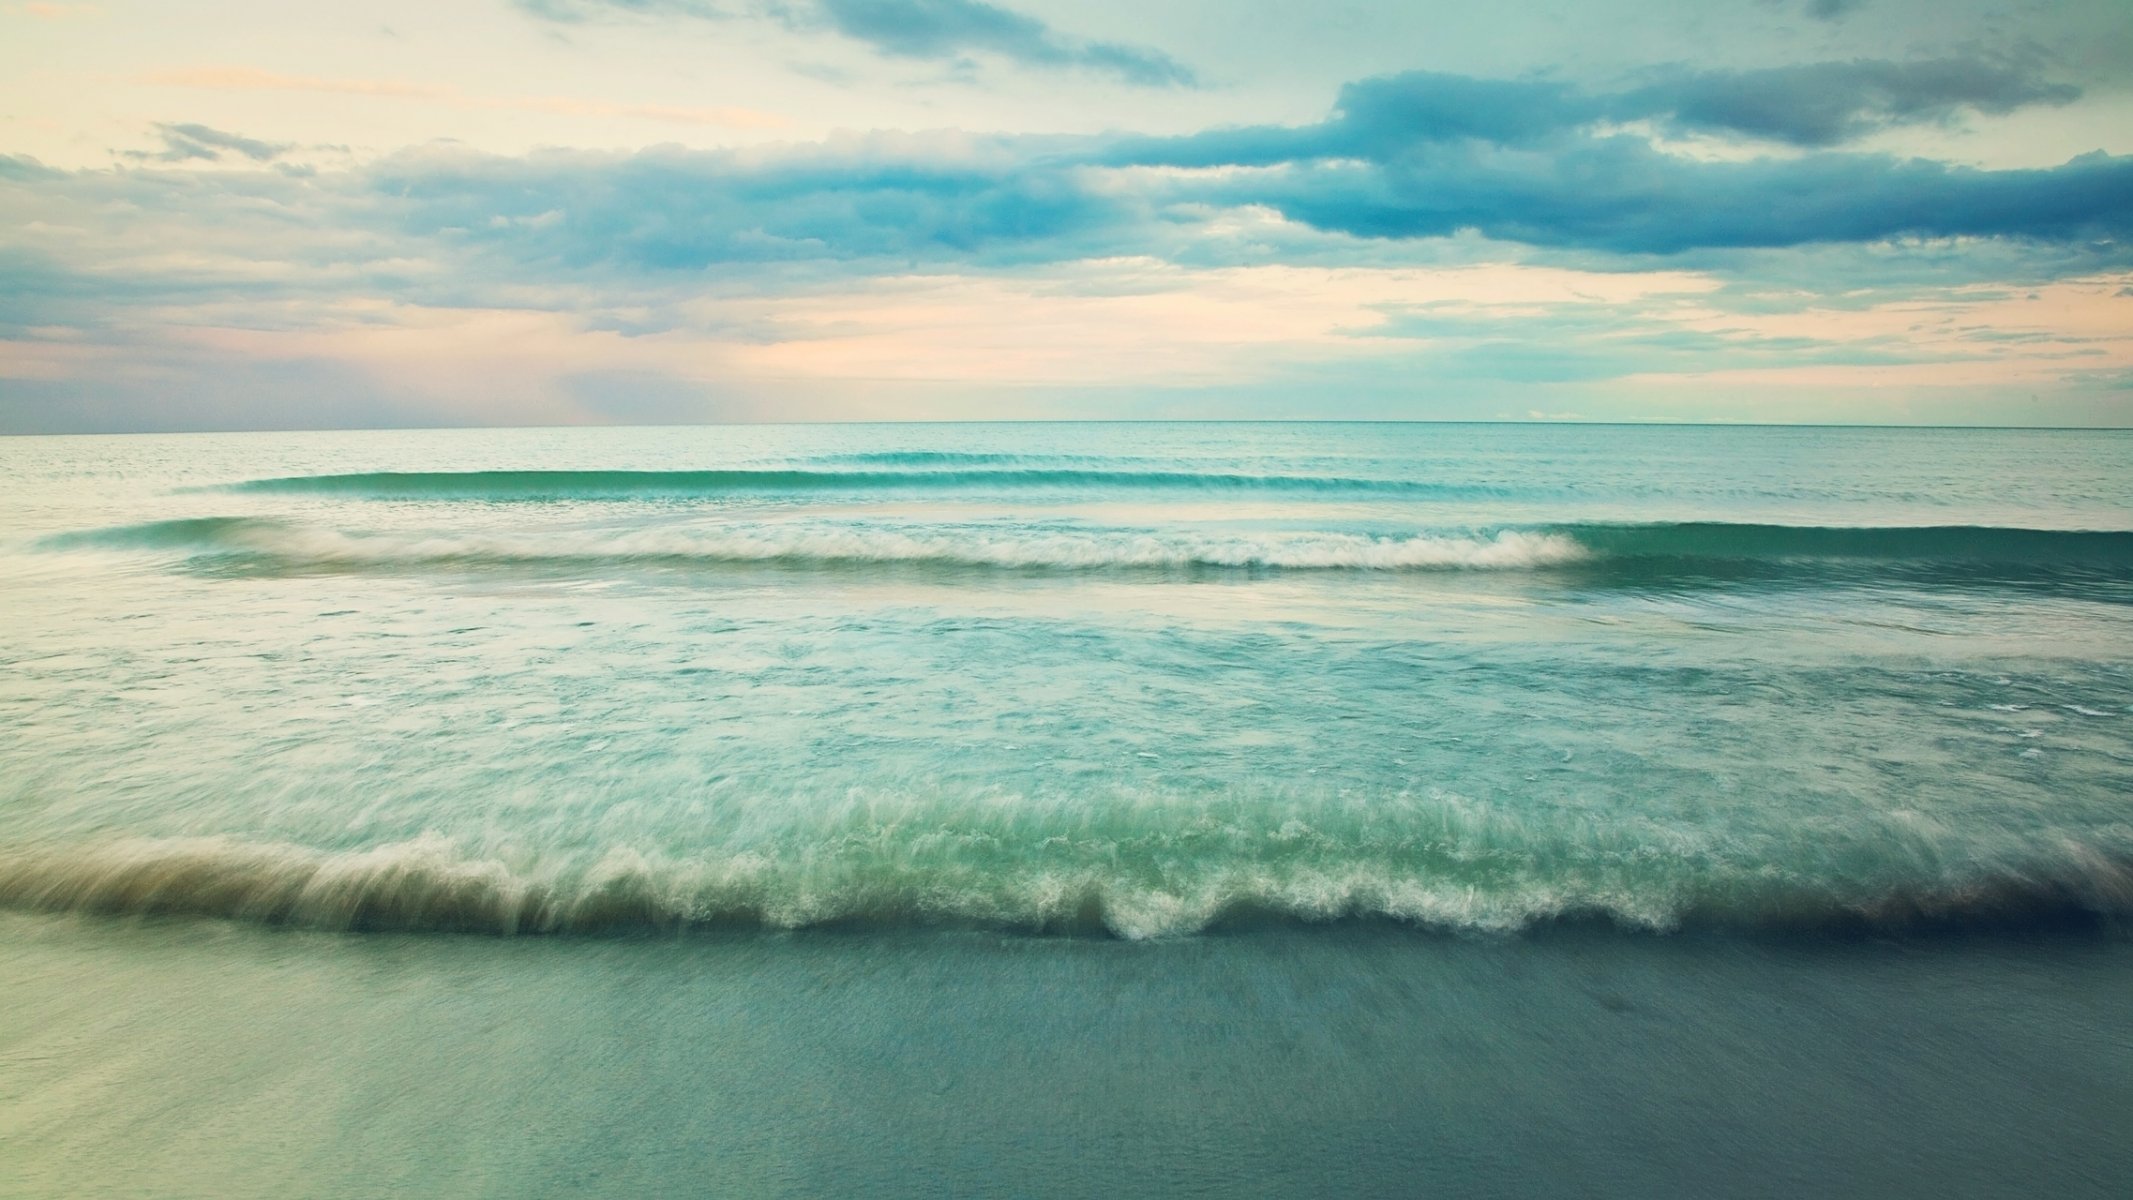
[
  {"x1": 2, "y1": 422, "x2": 2131, "y2": 1194},
  {"x1": 4, "y1": 917, "x2": 2131, "y2": 1199}
]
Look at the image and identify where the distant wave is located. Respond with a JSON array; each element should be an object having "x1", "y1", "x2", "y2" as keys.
[
  {"x1": 42, "y1": 515, "x2": 269, "y2": 552},
  {"x1": 219, "y1": 468, "x2": 1477, "y2": 500},
  {"x1": 43, "y1": 517, "x2": 2133, "y2": 580},
  {"x1": 813, "y1": 451, "x2": 1147, "y2": 467},
  {"x1": 2, "y1": 830, "x2": 2127, "y2": 940},
  {"x1": 1570, "y1": 522, "x2": 2133, "y2": 567}
]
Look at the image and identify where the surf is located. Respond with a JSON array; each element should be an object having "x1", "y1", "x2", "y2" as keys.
[
  {"x1": 3, "y1": 826, "x2": 2127, "y2": 940},
  {"x1": 42, "y1": 516, "x2": 2133, "y2": 584}
]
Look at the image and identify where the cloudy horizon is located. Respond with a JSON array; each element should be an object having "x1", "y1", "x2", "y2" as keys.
[{"x1": 3, "y1": 0, "x2": 2130, "y2": 432}]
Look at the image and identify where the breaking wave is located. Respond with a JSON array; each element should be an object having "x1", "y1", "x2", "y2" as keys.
[
  {"x1": 43, "y1": 517, "x2": 2133, "y2": 582},
  {"x1": 2, "y1": 829, "x2": 2128, "y2": 940}
]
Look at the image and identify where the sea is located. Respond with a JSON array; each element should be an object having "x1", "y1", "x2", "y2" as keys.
[{"x1": 2, "y1": 422, "x2": 2130, "y2": 1197}]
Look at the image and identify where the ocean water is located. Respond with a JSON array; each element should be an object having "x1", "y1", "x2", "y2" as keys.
[{"x1": 3, "y1": 422, "x2": 2132, "y2": 1196}]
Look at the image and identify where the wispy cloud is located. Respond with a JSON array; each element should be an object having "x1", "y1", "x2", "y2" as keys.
[
  {"x1": 1621, "y1": 59, "x2": 2080, "y2": 146},
  {"x1": 144, "y1": 66, "x2": 789, "y2": 130},
  {"x1": 802, "y1": 0, "x2": 1195, "y2": 87},
  {"x1": 122, "y1": 123, "x2": 293, "y2": 164},
  {"x1": 517, "y1": 0, "x2": 1196, "y2": 87}
]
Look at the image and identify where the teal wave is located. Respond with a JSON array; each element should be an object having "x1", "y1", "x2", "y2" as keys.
[
  {"x1": 219, "y1": 468, "x2": 1474, "y2": 499},
  {"x1": 44, "y1": 516, "x2": 2133, "y2": 578},
  {"x1": 815, "y1": 451, "x2": 1136, "y2": 467},
  {"x1": 1570, "y1": 522, "x2": 2133, "y2": 566}
]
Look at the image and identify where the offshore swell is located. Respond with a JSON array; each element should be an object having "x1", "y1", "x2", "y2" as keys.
[{"x1": 222, "y1": 466, "x2": 1495, "y2": 499}]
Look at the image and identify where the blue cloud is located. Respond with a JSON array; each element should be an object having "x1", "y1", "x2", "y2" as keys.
[
  {"x1": 513, "y1": 0, "x2": 724, "y2": 19},
  {"x1": 1109, "y1": 59, "x2": 2081, "y2": 164},
  {"x1": 1103, "y1": 68, "x2": 2126, "y2": 254},
  {"x1": 6, "y1": 67, "x2": 2126, "y2": 338},
  {"x1": 807, "y1": 0, "x2": 1193, "y2": 86},
  {"x1": 1620, "y1": 59, "x2": 2080, "y2": 146},
  {"x1": 0, "y1": 154, "x2": 62, "y2": 182},
  {"x1": 1806, "y1": 0, "x2": 1868, "y2": 19},
  {"x1": 367, "y1": 137, "x2": 1138, "y2": 272},
  {"x1": 125, "y1": 123, "x2": 294, "y2": 164},
  {"x1": 1204, "y1": 142, "x2": 2132, "y2": 254},
  {"x1": 358, "y1": 111, "x2": 2130, "y2": 273},
  {"x1": 516, "y1": 0, "x2": 1195, "y2": 86}
]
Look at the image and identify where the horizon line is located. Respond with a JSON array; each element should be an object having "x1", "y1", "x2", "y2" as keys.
[{"x1": 7, "y1": 417, "x2": 2133, "y2": 438}]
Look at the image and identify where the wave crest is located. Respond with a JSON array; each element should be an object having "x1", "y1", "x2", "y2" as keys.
[
  {"x1": 4, "y1": 832, "x2": 2129, "y2": 940},
  {"x1": 43, "y1": 518, "x2": 2133, "y2": 587}
]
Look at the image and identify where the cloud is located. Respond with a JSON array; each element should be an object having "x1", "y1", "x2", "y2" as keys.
[
  {"x1": 1097, "y1": 58, "x2": 2081, "y2": 178},
  {"x1": 1806, "y1": 0, "x2": 1866, "y2": 20},
  {"x1": 8, "y1": 136, "x2": 2131, "y2": 431},
  {"x1": 1620, "y1": 59, "x2": 2082, "y2": 146},
  {"x1": 513, "y1": 0, "x2": 723, "y2": 18},
  {"x1": 7, "y1": 70, "x2": 2129, "y2": 347},
  {"x1": 125, "y1": 123, "x2": 293, "y2": 164},
  {"x1": 12, "y1": 61, "x2": 2128, "y2": 317},
  {"x1": 366, "y1": 134, "x2": 1138, "y2": 274},
  {"x1": 516, "y1": 0, "x2": 1195, "y2": 86},
  {"x1": 1223, "y1": 143, "x2": 2132, "y2": 255},
  {"x1": 1102, "y1": 68, "x2": 2125, "y2": 255},
  {"x1": 804, "y1": 0, "x2": 1194, "y2": 86},
  {"x1": 1324, "y1": 73, "x2": 1593, "y2": 149}
]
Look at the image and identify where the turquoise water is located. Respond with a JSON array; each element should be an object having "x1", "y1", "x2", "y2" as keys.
[
  {"x1": 5, "y1": 423, "x2": 2131, "y2": 937},
  {"x1": 3, "y1": 423, "x2": 2133, "y2": 1195}
]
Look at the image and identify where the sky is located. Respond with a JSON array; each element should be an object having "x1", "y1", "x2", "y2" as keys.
[{"x1": 1, "y1": 0, "x2": 2130, "y2": 431}]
